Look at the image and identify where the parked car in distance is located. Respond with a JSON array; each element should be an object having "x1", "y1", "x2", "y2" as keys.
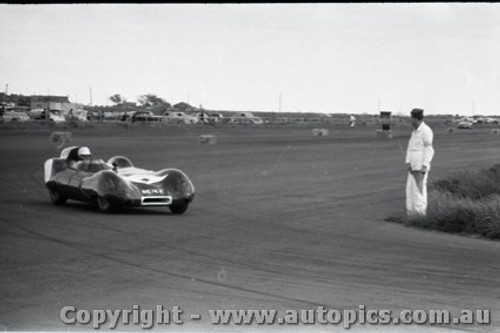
[
  {"x1": 162, "y1": 111, "x2": 185, "y2": 122},
  {"x1": 162, "y1": 111, "x2": 199, "y2": 124},
  {"x1": 198, "y1": 111, "x2": 225, "y2": 124},
  {"x1": 28, "y1": 109, "x2": 66, "y2": 123},
  {"x1": 208, "y1": 112, "x2": 225, "y2": 123},
  {"x1": 457, "y1": 121, "x2": 474, "y2": 129},
  {"x1": 67, "y1": 109, "x2": 89, "y2": 121},
  {"x1": 130, "y1": 111, "x2": 163, "y2": 123},
  {"x1": 485, "y1": 117, "x2": 500, "y2": 124},
  {"x1": 231, "y1": 112, "x2": 264, "y2": 125},
  {"x1": 1, "y1": 110, "x2": 30, "y2": 122},
  {"x1": 183, "y1": 114, "x2": 199, "y2": 124}
]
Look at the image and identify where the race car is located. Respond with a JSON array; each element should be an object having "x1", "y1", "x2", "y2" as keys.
[{"x1": 44, "y1": 146, "x2": 195, "y2": 214}]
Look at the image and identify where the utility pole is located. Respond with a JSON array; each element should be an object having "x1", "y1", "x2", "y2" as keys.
[
  {"x1": 89, "y1": 87, "x2": 93, "y2": 106},
  {"x1": 5, "y1": 84, "x2": 8, "y2": 94},
  {"x1": 45, "y1": 96, "x2": 50, "y2": 122},
  {"x1": 278, "y1": 92, "x2": 282, "y2": 112}
]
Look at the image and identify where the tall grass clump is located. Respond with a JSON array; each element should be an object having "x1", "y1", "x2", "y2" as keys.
[
  {"x1": 403, "y1": 164, "x2": 500, "y2": 240},
  {"x1": 433, "y1": 164, "x2": 500, "y2": 199}
]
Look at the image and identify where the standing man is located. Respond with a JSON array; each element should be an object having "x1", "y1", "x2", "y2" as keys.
[
  {"x1": 349, "y1": 114, "x2": 356, "y2": 128},
  {"x1": 405, "y1": 108, "x2": 434, "y2": 216}
]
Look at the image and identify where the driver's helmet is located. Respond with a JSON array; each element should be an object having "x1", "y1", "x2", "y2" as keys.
[{"x1": 77, "y1": 146, "x2": 92, "y2": 160}]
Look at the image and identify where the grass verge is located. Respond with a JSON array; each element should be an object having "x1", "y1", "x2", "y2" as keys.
[{"x1": 387, "y1": 164, "x2": 500, "y2": 240}]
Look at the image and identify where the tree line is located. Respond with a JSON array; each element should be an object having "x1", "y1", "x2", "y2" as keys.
[{"x1": 87, "y1": 93, "x2": 197, "y2": 115}]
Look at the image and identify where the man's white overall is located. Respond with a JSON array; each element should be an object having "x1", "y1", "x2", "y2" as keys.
[{"x1": 405, "y1": 122, "x2": 434, "y2": 216}]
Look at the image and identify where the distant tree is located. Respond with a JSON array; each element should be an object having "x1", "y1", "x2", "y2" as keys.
[
  {"x1": 109, "y1": 94, "x2": 125, "y2": 105},
  {"x1": 137, "y1": 94, "x2": 171, "y2": 109}
]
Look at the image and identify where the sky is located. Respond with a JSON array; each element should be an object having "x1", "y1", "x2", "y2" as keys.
[{"x1": 1, "y1": 3, "x2": 500, "y2": 115}]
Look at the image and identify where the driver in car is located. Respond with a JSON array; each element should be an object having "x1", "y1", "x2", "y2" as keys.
[
  {"x1": 70, "y1": 146, "x2": 93, "y2": 171},
  {"x1": 70, "y1": 147, "x2": 111, "y2": 172}
]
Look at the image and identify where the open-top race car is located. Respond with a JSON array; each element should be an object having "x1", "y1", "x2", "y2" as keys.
[{"x1": 44, "y1": 146, "x2": 195, "y2": 214}]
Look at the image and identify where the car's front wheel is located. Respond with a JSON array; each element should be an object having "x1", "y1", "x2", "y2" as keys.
[
  {"x1": 97, "y1": 196, "x2": 113, "y2": 213},
  {"x1": 49, "y1": 189, "x2": 67, "y2": 205},
  {"x1": 169, "y1": 200, "x2": 189, "y2": 215}
]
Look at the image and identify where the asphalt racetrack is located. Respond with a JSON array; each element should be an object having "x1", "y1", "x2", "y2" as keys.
[{"x1": 1, "y1": 124, "x2": 499, "y2": 332}]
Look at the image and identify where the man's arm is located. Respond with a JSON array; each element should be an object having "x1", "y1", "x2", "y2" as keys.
[{"x1": 422, "y1": 126, "x2": 435, "y2": 171}]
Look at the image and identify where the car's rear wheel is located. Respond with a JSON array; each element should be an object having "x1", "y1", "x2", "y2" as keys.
[
  {"x1": 169, "y1": 200, "x2": 189, "y2": 215},
  {"x1": 49, "y1": 189, "x2": 67, "y2": 205},
  {"x1": 97, "y1": 196, "x2": 113, "y2": 213}
]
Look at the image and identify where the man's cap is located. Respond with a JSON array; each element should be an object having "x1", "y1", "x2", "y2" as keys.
[
  {"x1": 411, "y1": 108, "x2": 424, "y2": 119},
  {"x1": 78, "y1": 146, "x2": 91, "y2": 156}
]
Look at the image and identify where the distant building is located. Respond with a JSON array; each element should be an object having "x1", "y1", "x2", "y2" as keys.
[{"x1": 30, "y1": 95, "x2": 84, "y2": 113}]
